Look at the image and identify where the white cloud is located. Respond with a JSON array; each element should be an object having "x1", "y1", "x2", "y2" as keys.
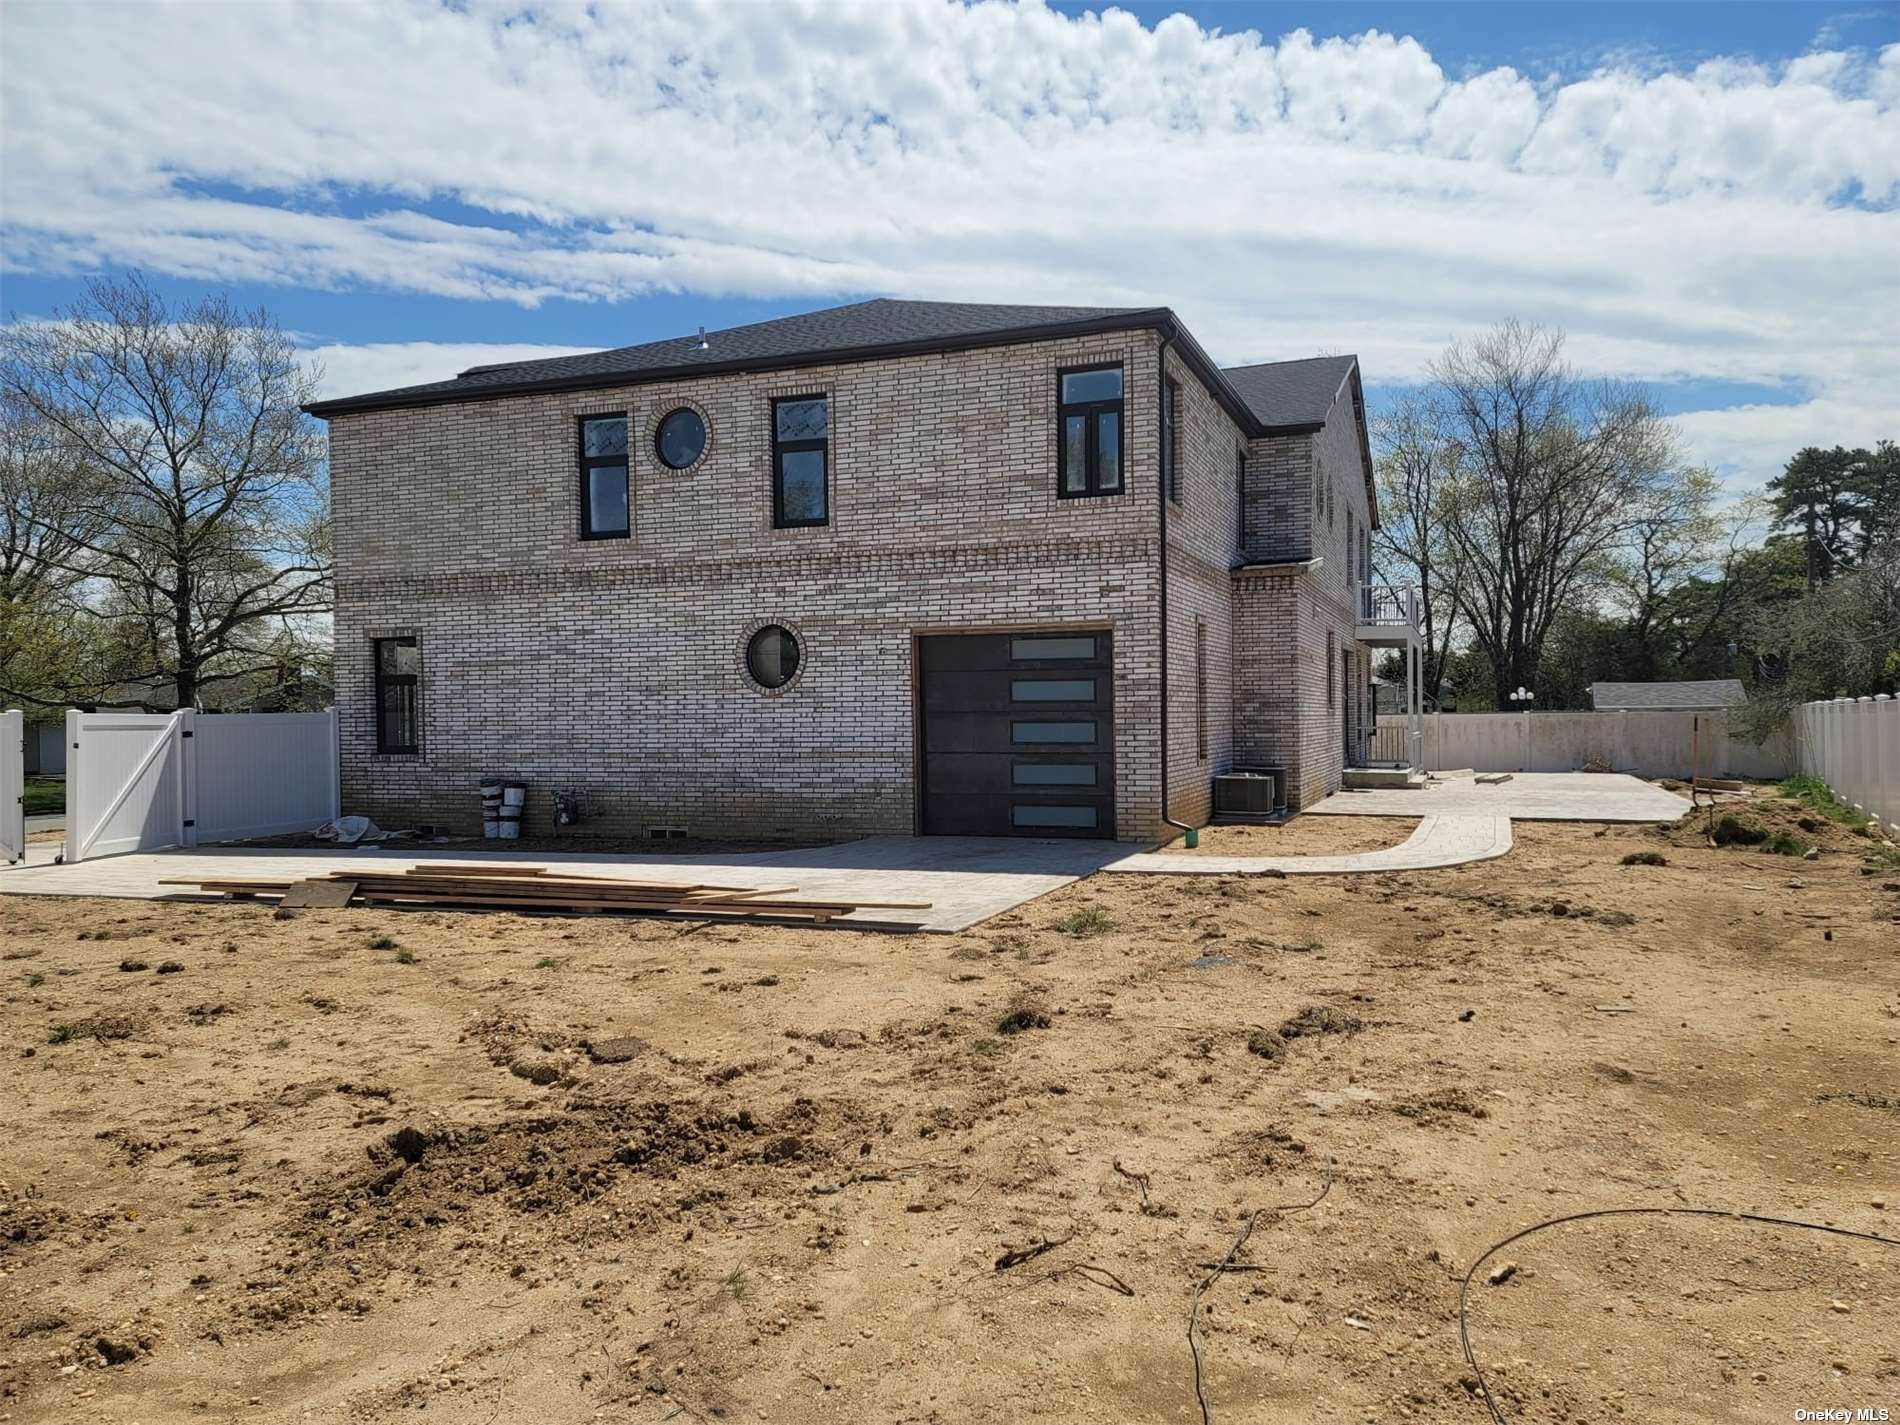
[
  {"x1": 1, "y1": 0, "x2": 1895, "y2": 492},
  {"x1": 301, "y1": 342, "x2": 602, "y2": 402}
]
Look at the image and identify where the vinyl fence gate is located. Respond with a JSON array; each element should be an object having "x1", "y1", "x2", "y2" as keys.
[
  {"x1": 64, "y1": 708, "x2": 339, "y2": 864},
  {"x1": 1, "y1": 710, "x2": 23, "y2": 864}
]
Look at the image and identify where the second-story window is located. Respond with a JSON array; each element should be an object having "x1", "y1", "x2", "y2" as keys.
[
  {"x1": 579, "y1": 415, "x2": 629, "y2": 539},
  {"x1": 1163, "y1": 378, "x2": 1180, "y2": 503},
  {"x1": 1235, "y1": 446, "x2": 1248, "y2": 545},
  {"x1": 772, "y1": 395, "x2": 828, "y2": 528},
  {"x1": 1057, "y1": 365, "x2": 1122, "y2": 498}
]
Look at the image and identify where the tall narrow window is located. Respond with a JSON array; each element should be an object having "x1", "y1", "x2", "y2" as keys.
[
  {"x1": 1057, "y1": 365, "x2": 1123, "y2": 498},
  {"x1": 1195, "y1": 620, "x2": 1208, "y2": 761},
  {"x1": 1236, "y1": 447, "x2": 1248, "y2": 546},
  {"x1": 1325, "y1": 631, "x2": 1336, "y2": 710},
  {"x1": 772, "y1": 395, "x2": 828, "y2": 527},
  {"x1": 374, "y1": 637, "x2": 421, "y2": 754},
  {"x1": 578, "y1": 415, "x2": 629, "y2": 539},
  {"x1": 1163, "y1": 378, "x2": 1180, "y2": 503}
]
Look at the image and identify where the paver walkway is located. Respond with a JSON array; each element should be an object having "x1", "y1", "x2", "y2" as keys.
[
  {"x1": 0, "y1": 835, "x2": 1129, "y2": 934},
  {"x1": 1103, "y1": 814, "x2": 1512, "y2": 876}
]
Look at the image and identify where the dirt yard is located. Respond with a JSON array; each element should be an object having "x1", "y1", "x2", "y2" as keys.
[{"x1": 3, "y1": 789, "x2": 1897, "y2": 1424}]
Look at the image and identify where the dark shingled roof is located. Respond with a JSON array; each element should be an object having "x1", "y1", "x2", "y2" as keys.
[
  {"x1": 1588, "y1": 679, "x2": 1748, "y2": 710},
  {"x1": 1218, "y1": 355, "x2": 1359, "y2": 430},
  {"x1": 306, "y1": 299, "x2": 1160, "y2": 416}
]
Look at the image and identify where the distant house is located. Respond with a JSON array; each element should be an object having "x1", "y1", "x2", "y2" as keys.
[{"x1": 1588, "y1": 679, "x2": 1747, "y2": 712}]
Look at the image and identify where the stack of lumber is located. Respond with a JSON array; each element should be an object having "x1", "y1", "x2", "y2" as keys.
[{"x1": 158, "y1": 863, "x2": 929, "y2": 926}]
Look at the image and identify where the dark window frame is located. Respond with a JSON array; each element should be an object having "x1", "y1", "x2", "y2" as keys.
[
  {"x1": 373, "y1": 636, "x2": 420, "y2": 755},
  {"x1": 1236, "y1": 446, "x2": 1248, "y2": 546},
  {"x1": 1056, "y1": 362, "x2": 1124, "y2": 500},
  {"x1": 577, "y1": 413, "x2": 630, "y2": 541},
  {"x1": 771, "y1": 394, "x2": 829, "y2": 529},
  {"x1": 653, "y1": 406, "x2": 708, "y2": 471},
  {"x1": 1195, "y1": 619, "x2": 1208, "y2": 761},
  {"x1": 1163, "y1": 377, "x2": 1180, "y2": 504}
]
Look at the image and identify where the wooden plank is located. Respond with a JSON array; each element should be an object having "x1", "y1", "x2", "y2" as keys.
[{"x1": 279, "y1": 878, "x2": 358, "y2": 908}]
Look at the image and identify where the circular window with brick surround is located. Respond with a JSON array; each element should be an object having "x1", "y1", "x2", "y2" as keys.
[
  {"x1": 655, "y1": 407, "x2": 707, "y2": 470},
  {"x1": 746, "y1": 625, "x2": 801, "y2": 690}
]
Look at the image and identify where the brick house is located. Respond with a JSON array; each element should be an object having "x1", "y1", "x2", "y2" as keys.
[{"x1": 306, "y1": 300, "x2": 1421, "y2": 843}]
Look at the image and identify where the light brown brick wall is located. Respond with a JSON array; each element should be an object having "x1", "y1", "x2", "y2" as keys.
[
  {"x1": 329, "y1": 327, "x2": 1377, "y2": 840},
  {"x1": 1229, "y1": 373, "x2": 1377, "y2": 809},
  {"x1": 332, "y1": 331, "x2": 1186, "y2": 841}
]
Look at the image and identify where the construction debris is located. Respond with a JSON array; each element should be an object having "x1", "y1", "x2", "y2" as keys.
[{"x1": 159, "y1": 863, "x2": 929, "y2": 927}]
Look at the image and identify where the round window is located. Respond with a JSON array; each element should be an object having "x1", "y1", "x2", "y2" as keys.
[
  {"x1": 655, "y1": 407, "x2": 707, "y2": 469},
  {"x1": 746, "y1": 625, "x2": 801, "y2": 690}
]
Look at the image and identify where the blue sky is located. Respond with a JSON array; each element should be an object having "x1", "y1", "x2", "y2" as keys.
[{"x1": 2, "y1": 0, "x2": 1895, "y2": 493}]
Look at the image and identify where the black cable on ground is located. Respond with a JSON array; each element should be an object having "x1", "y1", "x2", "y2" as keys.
[{"x1": 1458, "y1": 1205, "x2": 1900, "y2": 1424}]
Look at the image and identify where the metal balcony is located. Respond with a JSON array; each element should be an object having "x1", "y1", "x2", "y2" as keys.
[{"x1": 1356, "y1": 584, "x2": 1420, "y2": 645}]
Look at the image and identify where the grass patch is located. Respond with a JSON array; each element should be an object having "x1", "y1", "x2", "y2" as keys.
[
  {"x1": 1861, "y1": 844, "x2": 1900, "y2": 874},
  {"x1": 367, "y1": 934, "x2": 399, "y2": 951},
  {"x1": 47, "y1": 1023, "x2": 77, "y2": 1045},
  {"x1": 722, "y1": 1268, "x2": 748, "y2": 1301},
  {"x1": 534, "y1": 957, "x2": 560, "y2": 969},
  {"x1": 394, "y1": 948, "x2": 417, "y2": 965},
  {"x1": 1776, "y1": 775, "x2": 1861, "y2": 826},
  {"x1": 25, "y1": 972, "x2": 45, "y2": 988},
  {"x1": 23, "y1": 777, "x2": 63, "y2": 816},
  {"x1": 971, "y1": 1037, "x2": 1002, "y2": 1057},
  {"x1": 996, "y1": 992, "x2": 1052, "y2": 1035},
  {"x1": 1761, "y1": 831, "x2": 1811, "y2": 857},
  {"x1": 1620, "y1": 851, "x2": 1668, "y2": 867},
  {"x1": 1055, "y1": 905, "x2": 1113, "y2": 937},
  {"x1": 1710, "y1": 814, "x2": 1766, "y2": 847}
]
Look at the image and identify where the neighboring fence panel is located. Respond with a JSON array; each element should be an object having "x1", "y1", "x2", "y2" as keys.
[
  {"x1": 64, "y1": 707, "x2": 339, "y2": 863},
  {"x1": 66, "y1": 710, "x2": 188, "y2": 862},
  {"x1": 1796, "y1": 696, "x2": 1898, "y2": 836},
  {"x1": 191, "y1": 710, "x2": 340, "y2": 843},
  {"x1": 1377, "y1": 709, "x2": 1794, "y2": 780},
  {"x1": 2, "y1": 711, "x2": 22, "y2": 864}
]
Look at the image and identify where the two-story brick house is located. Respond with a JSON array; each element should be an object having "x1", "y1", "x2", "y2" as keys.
[{"x1": 306, "y1": 299, "x2": 1421, "y2": 844}]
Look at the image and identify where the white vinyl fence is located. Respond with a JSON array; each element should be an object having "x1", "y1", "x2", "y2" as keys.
[
  {"x1": 1377, "y1": 709, "x2": 1794, "y2": 780},
  {"x1": 1795, "y1": 696, "x2": 1898, "y2": 836},
  {"x1": 2, "y1": 710, "x2": 22, "y2": 864},
  {"x1": 64, "y1": 708, "x2": 338, "y2": 863}
]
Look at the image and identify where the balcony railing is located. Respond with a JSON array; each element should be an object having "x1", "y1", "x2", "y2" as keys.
[{"x1": 1358, "y1": 583, "x2": 1420, "y2": 633}]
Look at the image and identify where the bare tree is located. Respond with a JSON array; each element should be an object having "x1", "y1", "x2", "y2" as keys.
[
  {"x1": 0, "y1": 395, "x2": 109, "y2": 704},
  {"x1": 0, "y1": 273, "x2": 329, "y2": 709},
  {"x1": 1371, "y1": 392, "x2": 1466, "y2": 704},
  {"x1": 1431, "y1": 321, "x2": 1687, "y2": 708}
]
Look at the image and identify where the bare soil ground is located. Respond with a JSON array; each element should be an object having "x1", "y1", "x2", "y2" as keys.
[{"x1": 3, "y1": 788, "x2": 1897, "y2": 1425}]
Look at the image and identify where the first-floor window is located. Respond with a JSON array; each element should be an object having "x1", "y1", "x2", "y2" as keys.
[
  {"x1": 1195, "y1": 619, "x2": 1208, "y2": 760},
  {"x1": 374, "y1": 637, "x2": 421, "y2": 753},
  {"x1": 1325, "y1": 631, "x2": 1335, "y2": 710},
  {"x1": 579, "y1": 415, "x2": 629, "y2": 538},
  {"x1": 773, "y1": 395, "x2": 829, "y2": 527}
]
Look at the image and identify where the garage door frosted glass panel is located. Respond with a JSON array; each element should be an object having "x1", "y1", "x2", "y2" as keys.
[
  {"x1": 1011, "y1": 636, "x2": 1095, "y2": 660},
  {"x1": 1012, "y1": 805, "x2": 1098, "y2": 828},
  {"x1": 1012, "y1": 763, "x2": 1097, "y2": 787},
  {"x1": 1011, "y1": 679, "x2": 1094, "y2": 702},
  {"x1": 1011, "y1": 721, "x2": 1096, "y2": 744}
]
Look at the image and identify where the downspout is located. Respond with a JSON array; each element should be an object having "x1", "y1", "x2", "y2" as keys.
[{"x1": 1155, "y1": 328, "x2": 1198, "y2": 849}]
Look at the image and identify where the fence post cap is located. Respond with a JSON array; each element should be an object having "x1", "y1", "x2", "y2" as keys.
[{"x1": 1874, "y1": 693, "x2": 1892, "y2": 702}]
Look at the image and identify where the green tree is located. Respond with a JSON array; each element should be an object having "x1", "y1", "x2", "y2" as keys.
[{"x1": 0, "y1": 273, "x2": 329, "y2": 710}]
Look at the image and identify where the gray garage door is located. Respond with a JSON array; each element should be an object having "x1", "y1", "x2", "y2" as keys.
[{"x1": 918, "y1": 631, "x2": 1115, "y2": 838}]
